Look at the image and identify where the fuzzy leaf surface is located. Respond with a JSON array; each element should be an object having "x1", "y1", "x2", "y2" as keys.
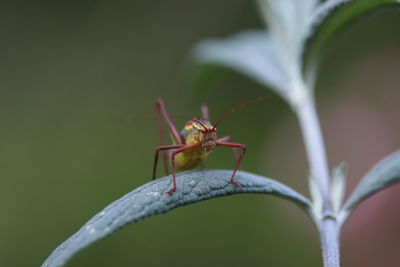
[
  {"x1": 43, "y1": 170, "x2": 311, "y2": 267},
  {"x1": 258, "y1": 0, "x2": 317, "y2": 63},
  {"x1": 192, "y1": 30, "x2": 290, "y2": 100},
  {"x1": 331, "y1": 162, "x2": 348, "y2": 214},
  {"x1": 303, "y1": 0, "x2": 400, "y2": 82},
  {"x1": 340, "y1": 150, "x2": 400, "y2": 223}
]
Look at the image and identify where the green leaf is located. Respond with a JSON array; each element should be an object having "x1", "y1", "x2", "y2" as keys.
[
  {"x1": 257, "y1": 0, "x2": 318, "y2": 63},
  {"x1": 339, "y1": 150, "x2": 400, "y2": 224},
  {"x1": 193, "y1": 0, "x2": 400, "y2": 95},
  {"x1": 308, "y1": 174, "x2": 324, "y2": 221},
  {"x1": 42, "y1": 170, "x2": 311, "y2": 267},
  {"x1": 303, "y1": 0, "x2": 400, "y2": 84},
  {"x1": 192, "y1": 30, "x2": 290, "y2": 100},
  {"x1": 192, "y1": 1, "x2": 319, "y2": 104},
  {"x1": 330, "y1": 162, "x2": 348, "y2": 214}
]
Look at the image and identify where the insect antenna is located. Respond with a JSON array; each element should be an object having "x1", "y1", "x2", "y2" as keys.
[{"x1": 212, "y1": 95, "x2": 272, "y2": 129}]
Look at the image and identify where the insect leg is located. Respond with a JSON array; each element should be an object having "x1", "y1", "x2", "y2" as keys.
[
  {"x1": 201, "y1": 104, "x2": 209, "y2": 121},
  {"x1": 168, "y1": 143, "x2": 199, "y2": 195},
  {"x1": 215, "y1": 141, "x2": 246, "y2": 188},
  {"x1": 217, "y1": 136, "x2": 242, "y2": 169},
  {"x1": 156, "y1": 98, "x2": 184, "y2": 175},
  {"x1": 217, "y1": 136, "x2": 231, "y2": 142},
  {"x1": 153, "y1": 144, "x2": 183, "y2": 180},
  {"x1": 156, "y1": 98, "x2": 183, "y2": 144}
]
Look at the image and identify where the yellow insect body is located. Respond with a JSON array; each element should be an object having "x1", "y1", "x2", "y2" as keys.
[
  {"x1": 174, "y1": 120, "x2": 217, "y2": 170},
  {"x1": 153, "y1": 97, "x2": 250, "y2": 194}
]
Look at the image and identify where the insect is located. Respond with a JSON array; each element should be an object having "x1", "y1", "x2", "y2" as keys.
[{"x1": 152, "y1": 97, "x2": 264, "y2": 195}]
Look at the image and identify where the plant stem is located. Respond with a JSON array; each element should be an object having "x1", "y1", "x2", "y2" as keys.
[
  {"x1": 292, "y1": 77, "x2": 340, "y2": 267},
  {"x1": 296, "y1": 96, "x2": 332, "y2": 211},
  {"x1": 320, "y1": 218, "x2": 340, "y2": 267}
]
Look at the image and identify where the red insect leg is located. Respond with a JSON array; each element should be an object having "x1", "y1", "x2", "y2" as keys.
[
  {"x1": 201, "y1": 104, "x2": 209, "y2": 121},
  {"x1": 216, "y1": 141, "x2": 246, "y2": 188},
  {"x1": 168, "y1": 143, "x2": 199, "y2": 195},
  {"x1": 152, "y1": 144, "x2": 183, "y2": 180},
  {"x1": 156, "y1": 98, "x2": 184, "y2": 175},
  {"x1": 217, "y1": 136, "x2": 242, "y2": 169},
  {"x1": 217, "y1": 136, "x2": 231, "y2": 142}
]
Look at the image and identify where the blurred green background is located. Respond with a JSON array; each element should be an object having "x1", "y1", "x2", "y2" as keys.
[{"x1": 1, "y1": 1, "x2": 399, "y2": 266}]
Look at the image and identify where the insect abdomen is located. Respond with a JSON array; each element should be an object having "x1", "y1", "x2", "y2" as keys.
[{"x1": 174, "y1": 148, "x2": 208, "y2": 170}]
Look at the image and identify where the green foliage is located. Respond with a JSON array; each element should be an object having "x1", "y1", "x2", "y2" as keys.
[
  {"x1": 303, "y1": 0, "x2": 400, "y2": 83},
  {"x1": 41, "y1": 1, "x2": 400, "y2": 266},
  {"x1": 193, "y1": 31, "x2": 290, "y2": 99},
  {"x1": 43, "y1": 170, "x2": 310, "y2": 267},
  {"x1": 340, "y1": 150, "x2": 400, "y2": 224},
  {"x1": 331, "y1": 162, "x2": 348, "y2": 215}
]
